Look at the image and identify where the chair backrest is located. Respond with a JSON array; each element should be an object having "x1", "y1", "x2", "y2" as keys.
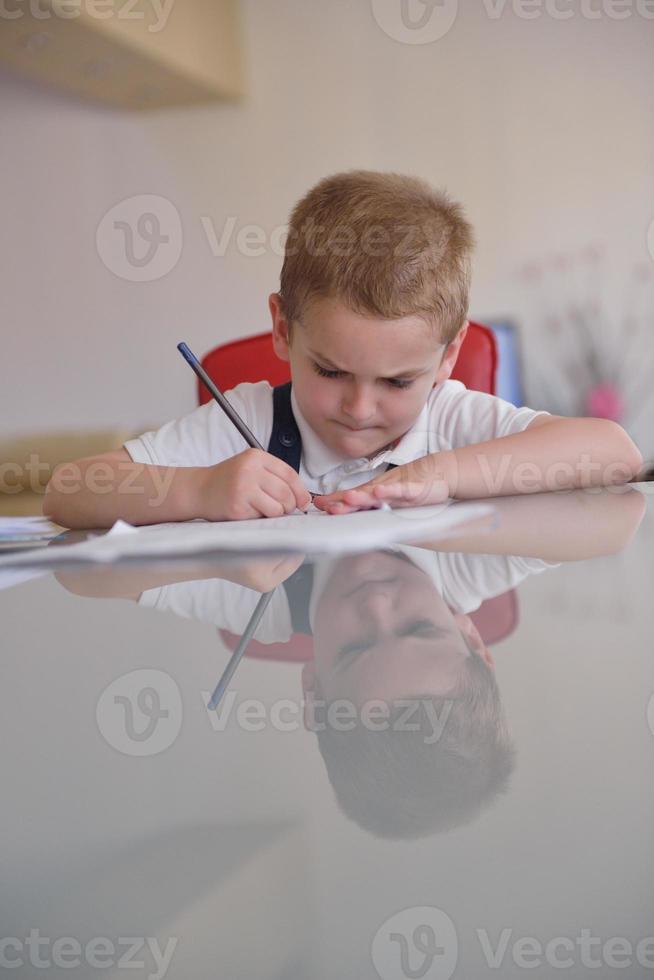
[{"x1": 198, "y1": 321, "x2": 497, "y2": 403}]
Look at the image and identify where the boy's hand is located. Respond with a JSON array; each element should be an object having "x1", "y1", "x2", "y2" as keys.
[
  {"x1": 198, "y1": 449, "x2": 312, "y2": 521},
  {"x1": 224, "y1": 553, "x2": 305, "y2": 591},
  {"x1": 314, "y1": 456, "x2": 451, "y2": 515}
]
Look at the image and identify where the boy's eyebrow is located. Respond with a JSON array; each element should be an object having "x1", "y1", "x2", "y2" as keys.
[{"x1": 307, "y1": 349, "x2": 427, "y2": 379}]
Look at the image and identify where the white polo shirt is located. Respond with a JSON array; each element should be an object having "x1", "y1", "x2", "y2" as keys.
[{"x1": 124, "y1": 380, "x2": 549, "y2": 496}]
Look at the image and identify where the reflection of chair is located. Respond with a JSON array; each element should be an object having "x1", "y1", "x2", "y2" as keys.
[
  {"x1": 218, "y1": 588, "x2": 519, "y2": 662},
  {"x1": 220, "y1": 631, "x2": 313, "y2": 663},
  {"x1": 469, "y1": 589, "x2": 519, "y2": 646},
  {"x1": 198, "y1": 321, "x2": 498, "y2": 403}
]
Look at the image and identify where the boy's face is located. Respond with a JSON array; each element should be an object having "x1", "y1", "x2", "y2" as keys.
[
  {"x1": 306, "y1": 550, "x2": 492, "y2": 707},
  {"x1": 270, "y1": 294, "x2": 467, "y2": 459}
]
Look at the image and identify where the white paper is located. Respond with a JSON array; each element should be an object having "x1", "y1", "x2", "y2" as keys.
[
  {"x1": 0, "y1": 568, "x2": 49, "y2": 592},
  {"x1": 0, "y1": 516, "x2": 63, "y2": 540},
  {"x1": 0, "y1": 501, "x2": 495, "y2": 568}
]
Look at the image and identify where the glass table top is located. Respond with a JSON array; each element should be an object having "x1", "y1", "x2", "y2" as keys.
[{"x1": 1, "y1": 486, "x2": 653, "y2": 980}]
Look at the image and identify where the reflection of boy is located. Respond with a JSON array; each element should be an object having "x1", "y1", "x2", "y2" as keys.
[
  {"x1": 304, "y1": 550, "x2": 516, "y2": 839},
  {"x1": 136, "y1": 547, "x2": 554, "y2": 838}
]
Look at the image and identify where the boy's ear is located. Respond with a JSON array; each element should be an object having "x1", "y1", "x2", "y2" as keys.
[
  {"x1": 452, "y1": 611, "x2": 495, "y2": 669},
  {"x1": 269, "y1": 293, "x2": 291, "y2": 362},
  {"x1": 433, "y1": 321, "x2": 469, "y2": 386}
]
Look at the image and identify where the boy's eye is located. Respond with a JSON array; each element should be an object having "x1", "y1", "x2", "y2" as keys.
[
  {"x1": 313, "y1": 363, "x2": 344, "y2": 380},
  {"x1": 311, "y1": 362, "x2": 414, "y2": 389},
  {"x1": 337, "y1": 620, "x2": 448, "y2": 664},
  {"x1": 399, "y1": 620, "x2": 446, "y2": 638}
]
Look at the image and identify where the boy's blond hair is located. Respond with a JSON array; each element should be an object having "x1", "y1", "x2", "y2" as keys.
[
  {"x1": 314, "y1": 647, "x2": 514, "y2": 839},
  {"x1": 279, "y1": 170, "x2": 475, "y2": 346}
]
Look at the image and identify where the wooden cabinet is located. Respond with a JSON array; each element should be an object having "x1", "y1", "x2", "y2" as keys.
[{"x1": 0, "y1": 0, "x2": 244, "y2": 109}]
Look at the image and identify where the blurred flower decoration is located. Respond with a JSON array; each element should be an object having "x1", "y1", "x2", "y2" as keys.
[{"x1": 517, "y1": 246, "x2": 654, "y2": 429}]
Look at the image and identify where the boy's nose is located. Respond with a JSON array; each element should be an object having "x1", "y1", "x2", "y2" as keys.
[
  {"x1": 357, "y1": 589, "x2": 394, "y2": 629},
  {"x1": 341, "y1": 384, "x2": 376, "y2": 425}
]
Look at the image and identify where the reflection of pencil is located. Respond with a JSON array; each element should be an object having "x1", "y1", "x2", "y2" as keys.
[
  {"x1": 208, "y1": 590, "x2": 275, "y2": 711},
  {"x1": 177, "y1": 342, "x2": 312, "y2": 514}
]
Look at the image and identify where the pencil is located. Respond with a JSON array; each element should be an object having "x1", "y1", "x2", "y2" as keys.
[
  {"x1": 177, "y1": 342, "x2": 312, "y2": 514},
  {"x1": 207, "y1": 590, "x2": 275, "y2": 710}
]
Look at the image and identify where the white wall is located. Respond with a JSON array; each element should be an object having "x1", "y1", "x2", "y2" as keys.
[{"x1": 1, "y1": 0, "x2": 653, "y2": 451}]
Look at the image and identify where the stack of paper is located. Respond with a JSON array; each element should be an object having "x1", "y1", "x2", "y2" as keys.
[
  {"x1": 0, "y1": 502, "x2": 495, "y2": 568},
  {"x1": 0, "y1": 516, "x2": 66, "y2": 550}
]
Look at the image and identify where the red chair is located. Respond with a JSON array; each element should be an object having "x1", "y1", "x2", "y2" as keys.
[{"x1": 198, "y1": 321, "x2": 498, "y2": 403}]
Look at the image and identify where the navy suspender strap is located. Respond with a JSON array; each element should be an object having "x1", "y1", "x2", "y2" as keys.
[
  {"x1": 266, "y1": 382, "x2": 312, "y2": 632},
  {"x1": 282, "y1": 563, "x2": 314, "y2": 634},
  {"x1": 267, "y1": 381, "x2": 303, "y2": 471}
]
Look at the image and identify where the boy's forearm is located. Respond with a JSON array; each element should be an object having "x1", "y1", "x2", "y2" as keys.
[
  {"x1": 414, "y1": 485, "x2": 646, "y2": 561},
  {"x1": 435, "y1": 418, "x2": 643, "y2": 499},
  {"x1": 43, "y1": 457, "x2": 207, "y2": 529},
  {"x1": 55, "y1": 560, "x2": 234, "y2": 600}
]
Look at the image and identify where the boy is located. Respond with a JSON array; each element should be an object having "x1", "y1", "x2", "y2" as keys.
[{"x1": 44, "y1": 170, "x2": 643, "y2": 529}]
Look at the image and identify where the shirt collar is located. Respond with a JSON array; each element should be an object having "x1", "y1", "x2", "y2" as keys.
[
  {"x1": 290, "y1": 387, "x2": 431, "y2": 479},
  {"x1": 384, "y1": 400, "x2": 431, "y2": 465}
]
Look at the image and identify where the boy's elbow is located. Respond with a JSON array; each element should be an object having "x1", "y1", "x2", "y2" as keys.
[
  {"x1": 627, "y1": 446, "x2": 644, "y2": 481},
  {"x1": 606, "y1": 421, "x2": 643, "y2": 481}
]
